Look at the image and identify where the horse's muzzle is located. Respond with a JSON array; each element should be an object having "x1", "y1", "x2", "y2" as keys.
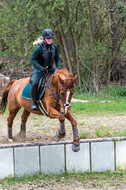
[{"x1": 60, "y1": 103, "x2": 71, "y2": 115}]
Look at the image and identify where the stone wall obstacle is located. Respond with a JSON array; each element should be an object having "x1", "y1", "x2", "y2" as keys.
[{"x1": 0, "y1": 137, "x2": 126, "y2": 179}]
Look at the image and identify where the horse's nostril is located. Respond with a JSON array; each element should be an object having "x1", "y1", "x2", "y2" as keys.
[
  {"x1": 61, "y1": 112, "x2": 64, "y2": 115},
  {"x1": 66, "y1": 104, "x2": 69, "y2": 106}
]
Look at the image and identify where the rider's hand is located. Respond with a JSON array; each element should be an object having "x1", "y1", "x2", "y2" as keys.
[
  {"x1": 48, "y1": 67, "x2": 56, "y2": 73},
  {"x1": 40, "y1": 67, "x2": 46, "y2": 72}
]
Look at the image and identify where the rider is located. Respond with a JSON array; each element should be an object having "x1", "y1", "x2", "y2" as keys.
[{"x1": 30, "y1": 29, "x2": 61, "y2": 110}]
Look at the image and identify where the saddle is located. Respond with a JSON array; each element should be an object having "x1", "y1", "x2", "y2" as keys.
[{"x1": 22, "y1": 74, "x2": 49, "y2": 100}]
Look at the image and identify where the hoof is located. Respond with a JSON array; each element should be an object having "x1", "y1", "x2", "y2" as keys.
[
  {"x1": 56, "y1": 129, "x2": 65, "y2": 138},
  {"x1": 72, "y1": 144, "x2": 80, "y2": 152},
  {"x1": 8, "y1": 138, "x2": 13, "y2": 142}
]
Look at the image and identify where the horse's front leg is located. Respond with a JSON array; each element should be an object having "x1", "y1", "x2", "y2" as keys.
[
  {"x1": 56, "y1": 121, "x2": 66, "y2": 138},
  {"x1": 65, "y1": 109, "x2": 80, "y2": 152},
  {"x1": 48, "y1": 108, "x2": 66, "y2": 138}
]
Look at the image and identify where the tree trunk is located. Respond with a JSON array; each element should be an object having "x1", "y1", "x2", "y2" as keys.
[
  {"x1": 59, "y1": 29, "x2": 73, "y2": 75},
  {"x1": 110, "y1": 0, "x2": 121, "y2": 82},
  {"x1": 57, "y1": 31, "x2": 68, "y2": 68},
  {"x1": 73, "y1": 35, "x2": 81, "y2": 86},
  {"x1": 87, "y1": 0, "x2": 99, "y2": 93}
]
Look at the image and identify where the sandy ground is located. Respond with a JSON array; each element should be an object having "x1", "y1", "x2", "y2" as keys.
[
  {"x1": 1, "y1": 173, "x2": 126, "y2": 190},
  {"x1": 0, "y1": 111, "x2": 126, "y2": 144}
]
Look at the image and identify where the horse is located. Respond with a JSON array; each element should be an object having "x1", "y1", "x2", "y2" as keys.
[{"x1": 0, "y1": 68, "x2": 80, "y2": 152}]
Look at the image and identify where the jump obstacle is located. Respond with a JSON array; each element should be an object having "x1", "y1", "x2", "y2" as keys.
[{"x1": 0, "y1": 137, "x2": 126, "y2": 179}]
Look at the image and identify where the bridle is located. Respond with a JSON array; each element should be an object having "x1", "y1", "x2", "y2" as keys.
[
  {"x1": 47, "y1": 72, "x2": 73, "y2": 115},
  {"x1": 58, "y1": 82, "x2": 73, "y2": 114}
]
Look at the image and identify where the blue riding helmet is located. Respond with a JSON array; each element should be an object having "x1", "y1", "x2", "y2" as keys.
[{"x1": 42, "y1": 29, "x2": 55, "y2": 39}]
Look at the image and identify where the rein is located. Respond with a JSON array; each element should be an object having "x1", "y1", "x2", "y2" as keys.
[{"x1": 47, "y1": 72, "x2": 59, "y2": 101}]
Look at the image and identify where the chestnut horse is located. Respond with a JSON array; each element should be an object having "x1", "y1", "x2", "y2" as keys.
[{"x1": 0, "y1": 69, "x2": 80, "y2": 152}]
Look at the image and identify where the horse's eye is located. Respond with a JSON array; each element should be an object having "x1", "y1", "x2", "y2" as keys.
[{"x1": 61, "y1": 92, "x2": 65, "y2": 96}]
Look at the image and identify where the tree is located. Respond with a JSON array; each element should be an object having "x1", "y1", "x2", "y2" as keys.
[{"x1": 0, "y1": 0, "x2": 125, "y2": 89}]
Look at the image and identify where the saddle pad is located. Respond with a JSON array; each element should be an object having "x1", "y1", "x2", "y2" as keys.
[{"x1": 22, "y1": 83, "x2": 45, "y2": 100}]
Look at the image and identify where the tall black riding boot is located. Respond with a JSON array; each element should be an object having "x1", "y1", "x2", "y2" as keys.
[{"x1": 31, "y1": 87, "x2": 38, "y2": 110}]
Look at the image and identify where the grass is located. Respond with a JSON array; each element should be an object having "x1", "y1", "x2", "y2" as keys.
[
  {"x1": 71, "y1": 97, "x2": 126, "y2": 115},
  {"x1": 42, "y1": 129, "x2": 49, "y2": 133},
  {"x1": 72, "y1": 85, "x2": 126, "y2": 115},
  {"x1": 113, "y1": 129, "x2": 126, "y2": 137},
  {"x1": 95, "y1": 126, "x2": 111, "y2": 137},
  {"x1": 1, "y1": 171, "x2": 126, "y2": 188},
  {"x1": 80, "y1": 132, "x2": 90, "y2": 139}
]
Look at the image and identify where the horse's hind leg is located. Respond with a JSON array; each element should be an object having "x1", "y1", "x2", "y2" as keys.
[
  {"x1": 7, "y1": 108, "x2": 19, "y2": 142},
  {"x1": 20, "y1": 109, "x2": 30, "y2": 137}
]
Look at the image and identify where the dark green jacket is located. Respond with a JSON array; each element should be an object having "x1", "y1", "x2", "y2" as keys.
[{"x1": 30, "y1": 42, "x2": 61, "y2": 70}]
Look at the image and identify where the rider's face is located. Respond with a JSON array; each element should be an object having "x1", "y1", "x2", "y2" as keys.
[{"x1": 45, "y1": 38, "x2": 53, "y2": 44}]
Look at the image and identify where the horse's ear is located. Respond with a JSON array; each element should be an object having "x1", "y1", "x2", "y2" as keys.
[
  {"x1": 73, "y1": 74, "x2": 78, "y2": 83},
  {"x1": 58, "y1": 76, "x2": 64, "y2": 84}
]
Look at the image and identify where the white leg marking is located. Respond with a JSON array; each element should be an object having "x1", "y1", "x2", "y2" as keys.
[{"x1": 8, "y1": 138, "x2": 13, "y2": 142}]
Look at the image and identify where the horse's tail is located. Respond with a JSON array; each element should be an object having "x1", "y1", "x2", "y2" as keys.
[{"x1": 0, "y1": 79, "x2": 16, "y2": 114}]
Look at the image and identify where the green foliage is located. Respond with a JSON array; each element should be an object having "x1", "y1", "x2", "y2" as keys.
[
  {"x1": 109, "y1": 85, "x2": 126, "y2": 97},
  {"x1": 74, "y1": 85, "x2": 126, "y2": 100},
  {"x1": 0, "y1": 0, "x2": 125, "y2": 86}
]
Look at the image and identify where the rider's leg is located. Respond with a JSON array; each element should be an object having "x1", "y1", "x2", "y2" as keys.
[
  {"x1": 31, "y1": 69, "x2": 43, "y2": 110},
  {"x1": 31, "y1": 86, "x2": 38, "y2": 110}
]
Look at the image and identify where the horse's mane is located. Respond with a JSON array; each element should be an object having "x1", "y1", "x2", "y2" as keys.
[
  {"x1": 55, "y1": 68, "x2": 73, "y2": 78},
  {"x1": 54, "y1": 69, "x2": 75, "y2": 89}
]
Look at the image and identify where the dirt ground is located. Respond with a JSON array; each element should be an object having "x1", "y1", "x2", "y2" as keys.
[
  {"x1": 1, "y1": 173, "x2": 126, "y2": 190},
  {"x1": 0, "y1": 110, "x2": 126, "y2": 144}
]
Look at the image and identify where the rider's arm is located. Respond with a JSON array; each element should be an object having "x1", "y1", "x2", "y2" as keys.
[
  {"x1": 54, "y1": 45, "x2": 61, "y2": 69},
  {"x1": 30, "y1": 45, "x2": 43, "y2": 70}
]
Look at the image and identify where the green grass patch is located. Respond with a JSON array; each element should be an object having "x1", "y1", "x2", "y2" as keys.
[
  {"x1": 1, "y1": 171, "x2": 126, "y2": 188},
  {"x1": 42, "y1": 129, "x2": 49, "y2": 133},
  {"x1": 95, "y1": 126, "x2": 111, "y2": 137},
  {"x1": 113, "y1": 129, "x2": 126, "y2": 137},
  {"x1": 71, "y1": 98, "x2": 126, "y2": 115},
  {"x1": 80, "y1": 132, "x2": 90, "y2": 139}
]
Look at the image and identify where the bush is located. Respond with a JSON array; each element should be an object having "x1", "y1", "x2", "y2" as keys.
[
  {"x1": 74, "y1": 85, "x2": 126, "y2": 99},
  {"x1": 109, "y1": 85, "x2": 126, "y2": 97}
]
